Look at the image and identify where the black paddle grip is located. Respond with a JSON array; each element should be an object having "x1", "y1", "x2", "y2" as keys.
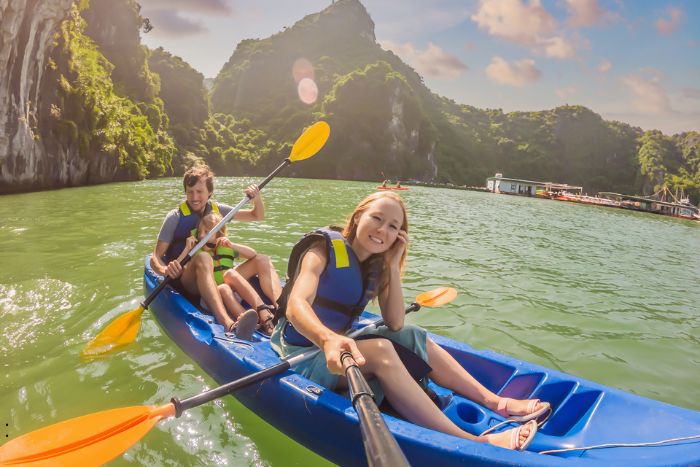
[
  {"x1": 341, "y1": 352, "x2": 374, "y2": 404},
  {"x1": 340, "y1": 352, "x2": 410, "y2": 467}
]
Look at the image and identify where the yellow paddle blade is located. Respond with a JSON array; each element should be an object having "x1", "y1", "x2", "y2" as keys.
[
  {"x1": 415, "y1": 287, "x2": 458, "y2": 308},
  {"x1": 0, "y1": 404, "x2": 175, "y2": 466},
  {"x1": 289, "y1": 121, "x2": 330, "y2": 162},
  {"x1": 80, "y1": 306, "x2": 145, "y2": 358}
]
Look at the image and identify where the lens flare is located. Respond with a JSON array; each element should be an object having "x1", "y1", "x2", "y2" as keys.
[
  {"x1": 297, "y1": 77, "x2": 318, "y2": 105},
  {"x1": 292, "y1": 58, "x2": 315, "y2": 83}
]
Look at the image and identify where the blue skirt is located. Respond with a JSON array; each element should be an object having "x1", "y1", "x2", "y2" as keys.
[{"x1": 271, "y1": 317, "x2": 429, "y2": 404}]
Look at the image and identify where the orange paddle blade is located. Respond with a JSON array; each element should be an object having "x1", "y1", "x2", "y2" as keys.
[
  {"x1": 0, "y1": 404, "x2": 175, "y2": 466},
  {"x1": 80, "y1": 306, "x2": 145, "y2": 358},
  {"x1": 415, "y1": 287, "x2": 457, "y2": 308}
]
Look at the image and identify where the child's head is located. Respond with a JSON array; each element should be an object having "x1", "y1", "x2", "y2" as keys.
[
  {"x1": 342, "y1": 191, "x2": 409, "y2": 267},
  {"x1": 197, "y1": 212, "x2": 226, "y2": 242}
]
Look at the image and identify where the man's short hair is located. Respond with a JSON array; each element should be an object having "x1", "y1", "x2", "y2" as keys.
[{"x1": 183, "y1": 164, "x2": 214, "y2": 193}]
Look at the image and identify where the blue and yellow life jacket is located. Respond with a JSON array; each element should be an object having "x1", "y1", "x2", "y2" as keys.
[
  {"x1": 278, "y1": 227, "x2": 381, "y2": 347},
  {"x1": 164, "y1": 200, "x2": 219, "y2": 262}
]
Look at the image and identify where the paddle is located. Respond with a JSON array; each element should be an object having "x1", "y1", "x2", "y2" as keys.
[
  {"x1": 1, "y1": 287, "x2": 457, "y2": 465},
  {"x1": 81, "y1": 121, "x2": 331, "y2": 358},
  {"x1": 341, "y1": 351, "x2": 409, "y2": 467}
]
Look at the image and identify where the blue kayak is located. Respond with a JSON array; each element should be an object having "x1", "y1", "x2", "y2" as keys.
[{"x1": 144, "y1": 258, "x2": 700, "y2": 466}]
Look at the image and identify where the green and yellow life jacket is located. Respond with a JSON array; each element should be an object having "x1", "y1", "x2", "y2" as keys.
[{"x1": 191, "y1": 229, "x2": 239, "y2": 285}]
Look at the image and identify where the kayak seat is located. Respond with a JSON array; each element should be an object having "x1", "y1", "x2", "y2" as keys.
[
  {"x1": 498, "y1": 372, "x2": 546, "y2": 400},
  {"x1": 538, "y1": 389, "x2": 602, "y2": 436}
]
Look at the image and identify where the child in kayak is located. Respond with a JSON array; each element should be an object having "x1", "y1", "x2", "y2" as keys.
[
  {"x1": 271, "y1": 191, "x2": 549, "y2": 450},
  {"x1": 178, "y1": 212, "x2": 281, "y2": 336}
]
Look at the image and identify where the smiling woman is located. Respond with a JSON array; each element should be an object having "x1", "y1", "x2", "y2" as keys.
[{"x1": 270, "y1": 190, "x2": 545, "y2": 451}]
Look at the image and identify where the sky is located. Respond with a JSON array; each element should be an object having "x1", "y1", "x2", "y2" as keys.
[{"x1": 139, "y1": 0, "x2": 700, "y2": 135}]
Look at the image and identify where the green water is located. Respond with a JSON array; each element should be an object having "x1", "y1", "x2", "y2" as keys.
[{"x1": 1, "y1": 178, "x2": 699, "y2": 465}]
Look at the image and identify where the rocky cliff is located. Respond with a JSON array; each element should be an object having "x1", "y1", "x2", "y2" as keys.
[
  {"x1": 0, "y1": 0, "x2": 174, "y2": 195},
  {"x1": 1, "y1": 0, "x2": 74, "y2": 193}
]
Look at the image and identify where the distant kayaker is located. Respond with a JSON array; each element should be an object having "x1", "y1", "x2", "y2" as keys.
[
  {"x1": 176, "y1": 212, "x2": 280, "y2": 336},
  {"x1": 381, "y1": 180, "x2": 388, "y2": 188},
  {"x1": 151, "y1": 164, "x2": 281, "y2": 335},
  {"x1": 271, "y1": 191, "x2": 549, "y2": 450},
  {"x1": 395, "y1": 181, "x2": 402, "y2": 188}
]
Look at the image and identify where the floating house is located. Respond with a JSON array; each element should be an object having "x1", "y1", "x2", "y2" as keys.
[
  {"x1": 486, "y1": 173, "x2": 582, "y2": 197},
  {"x1": 599, "y1": 189, "x2": 700, "y2": 220}
]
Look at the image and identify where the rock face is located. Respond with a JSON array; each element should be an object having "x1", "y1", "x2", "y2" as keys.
[
  {"x1": 0, "y1": 0, "x2": 138, "y2": 194},
  {"x1": 1, "y1": 0, "x2": 73, "y2": 193}
]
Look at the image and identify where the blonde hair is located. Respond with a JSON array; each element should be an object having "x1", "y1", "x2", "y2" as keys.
[
  {"x1": 341, "y1": 191, "x2": 409, "y2": 296},
  {"x1": 198, "y1": 212, "x2": 226, "y2": 238}
]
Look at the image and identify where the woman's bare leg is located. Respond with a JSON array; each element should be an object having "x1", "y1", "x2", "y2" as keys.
[
  {"x1": 336, "y1": 338, "x2": 534, "y2": 448},
  {"x1": 425, "y1": 338, "x2": 546, "y2": 415}
]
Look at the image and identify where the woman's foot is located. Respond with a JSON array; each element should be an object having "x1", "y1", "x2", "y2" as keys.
[
  {"x1": 481, "y1": 420, "x2": 537, "y2": 451},
  {"x1": 496, "y1": 397, "x2": 551, "y2": 423},
  {"x1": 256, "y1": 304, "x2": 276, "y2": 336}
]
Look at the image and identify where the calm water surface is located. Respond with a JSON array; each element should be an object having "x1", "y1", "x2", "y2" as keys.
[{"x1": 1, "y1": 178, "x2": 699, "y2": 465}]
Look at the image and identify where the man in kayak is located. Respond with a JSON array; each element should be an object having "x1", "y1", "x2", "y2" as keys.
[
  {"x1": 271, "y1": 191, "x2": 549, "y2": 450},
  {"x1": 151, "y1": 164, "x2": 278, "y2": 335}
]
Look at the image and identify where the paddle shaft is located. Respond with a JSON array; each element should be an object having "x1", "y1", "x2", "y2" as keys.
[
  {"x1": 341, "y1": 352, "x2": 410, "y2": 467},
  {"x1": 172, "y1": 302, "x2": 421, "y2": 415},
  {"x1": 141, "y1": 158, "x2": 293, "y2": 310}
]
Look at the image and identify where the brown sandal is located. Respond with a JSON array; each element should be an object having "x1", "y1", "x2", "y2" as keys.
[{"x1": 256, "y1": 304, "x2": 276, "y2": 336}]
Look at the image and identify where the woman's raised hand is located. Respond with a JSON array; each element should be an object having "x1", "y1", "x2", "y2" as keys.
[
  {"x1": 386, "y1": 229, "x2": 408, "y2": 269},
  {"x1": 322, "y1": 334, "x2": 366, "y2": 374}
]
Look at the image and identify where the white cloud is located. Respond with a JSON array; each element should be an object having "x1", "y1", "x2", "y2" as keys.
[
  {"x1": 485, "y1": 56, "x2": 541, "y2": 87},
  {"x1": 471, "y1": 0, "x2": 555, "y2": 45},
  {"x1": 540, "y1": 36, "x2": 576, "y2": 59},
  {"x1": 471, "y1": 0, "x2": 577, "y2": 59},
  {"x1": 565, "y1": 0, "x2": 605, "y2": 28},
  {"x1": 656, "y1": 7, "x2": 684, "y2": 36},
  {"x1": 555, "y1": 86, "x2": 577, "y2": 99},
  {"x1": 620, "y1": 72, "x2": 671, "y2": 114},
  {"x1": 144, "y1": 10, "x2": 208, "y2": 37},
  {"x1": 597, "y1": 59, "x2": 612, "y2": 73},
  {"x1": 382, "y1": 41, "x2": 468, "y2": 80},
  {"x1": 139, "y1": 0, "x2": 233, "y2": 14}
]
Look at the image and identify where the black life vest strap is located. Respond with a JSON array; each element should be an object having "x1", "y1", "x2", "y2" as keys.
[
  {"x1": 312, "y1": 295, "x2": 365, "y2": 318},
  {"x1": 212, "y1": 252, "x2": 237, "y2": 261}
]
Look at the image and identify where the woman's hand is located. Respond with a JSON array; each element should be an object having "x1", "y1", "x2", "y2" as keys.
[
  {"x1": 322, "y1": 334, "x2": 365, "y2": 375},
  {"x1": 245, "y1": 184, "x2": 260, "y2": 200},
  {"x1": 386, "y1": 229, "x2": 408, "y2": 269}
]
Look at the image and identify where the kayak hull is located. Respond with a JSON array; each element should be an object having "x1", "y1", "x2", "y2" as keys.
[{"x1": 144, "y1": 257, "x2": 700, "y2": 466}]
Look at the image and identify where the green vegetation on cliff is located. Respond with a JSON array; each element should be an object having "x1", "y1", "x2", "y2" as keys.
[
  {"x1": 41, "y1": 0, "x2": 175, "y2": 180},
  {"x1": 28, "y1": 0, "x2": 699, "y2": 204},
  {"x1": 204, "y1": 0, "x2": 699, "y2": 204},
  {"x1": 148, "y1": 47, "x2": 209, "y2": 150}
]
